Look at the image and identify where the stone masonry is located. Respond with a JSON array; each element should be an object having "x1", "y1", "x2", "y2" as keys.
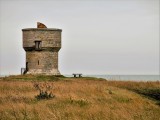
[{"x1": 22, "y1": 22, "x2": 62, "y2": 75}]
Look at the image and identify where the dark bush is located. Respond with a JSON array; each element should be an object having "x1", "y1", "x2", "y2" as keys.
[{"x1": 33, "y1": 82, "x2": 55, "y2": 100}]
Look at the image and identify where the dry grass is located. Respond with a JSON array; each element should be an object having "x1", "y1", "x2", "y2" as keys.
[
  {"x1": 0, "y1": 75, "x2": 159, "y2": 120},
  {"x1": 107, "y1": 80, "x2": 160, "y2": 101}
]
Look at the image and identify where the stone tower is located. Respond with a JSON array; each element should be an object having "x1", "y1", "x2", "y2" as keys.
[{"x1": 22, "y1": 22, "x2": 62, "y2": 75}]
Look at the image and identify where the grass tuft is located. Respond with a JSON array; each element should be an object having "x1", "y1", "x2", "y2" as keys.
[{"x1": 67, "y1": 97, "x2": 89, "y2": 107}]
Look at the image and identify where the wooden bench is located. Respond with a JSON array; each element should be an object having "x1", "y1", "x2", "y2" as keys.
[{"x1": 73, "y1": 73, "x2": 82, "y2": 78}]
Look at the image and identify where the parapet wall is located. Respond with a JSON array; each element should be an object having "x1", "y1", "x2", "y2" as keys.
[{"x1": 23, "y1": 28, "x2": 62, "y2": 50}]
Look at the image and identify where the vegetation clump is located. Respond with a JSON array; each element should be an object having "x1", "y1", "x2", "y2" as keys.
[
  {"x1": 107, "y1": 81, "x2": 160, "y2": 102},
  {"x1": 134, "y1": 88, "x2": 160, "y2": 101},
  {"x1": 68, "y1": 97, "x2": 89, "y2": 107},
  {"x1": 33, "y1": 82, "x2": 55, "y2": 100}
]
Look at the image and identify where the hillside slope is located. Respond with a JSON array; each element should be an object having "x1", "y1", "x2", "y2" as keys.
[{"x1": 0, "y1": 75, "x2": 159, "y2": 120}]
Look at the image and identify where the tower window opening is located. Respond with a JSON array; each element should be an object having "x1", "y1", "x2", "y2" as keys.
[
  {"x1": 35, "y1": 41, "x2": 42, "y2": 50},
  {"x1": 38, "y1": 60, "x2": 39, "y2": 65}
]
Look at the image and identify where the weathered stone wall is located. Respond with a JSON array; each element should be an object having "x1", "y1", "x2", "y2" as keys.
[
  {"x1": 26, "y1": 51, "x2": 59, "y2": 75},
  {"x1": 22, "y1": 28, "x2": 62, "y2": 75},
  {"x1": 23, "y1": 29, "x2": 61, "y2": 49}
]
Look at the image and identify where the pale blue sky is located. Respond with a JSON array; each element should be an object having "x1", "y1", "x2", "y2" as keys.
[{"x1": 0, "y1": 0, "x2": 159, "y2": 75}]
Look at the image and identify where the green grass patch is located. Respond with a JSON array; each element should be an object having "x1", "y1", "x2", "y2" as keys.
[
  {"x1": 113, "y1": 95, "x2": 132, "y2": 103},
  {"x1": 67, "y1": 98, "x2": 89, "y2": 107},
  {"x1": 1, "y1": 75, "x2": 67, "y2": 81},
  {"x1": 47, "y1": 98, "x2": 89, "y2": 110}
]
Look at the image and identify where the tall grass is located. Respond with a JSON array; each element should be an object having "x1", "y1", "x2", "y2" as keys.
[
  {"x1": 0, "y1": 75, "x2": 159, "y2": 120},
  {"x1": 107, "y1": 81, "x2": 160, "y2": 101}
]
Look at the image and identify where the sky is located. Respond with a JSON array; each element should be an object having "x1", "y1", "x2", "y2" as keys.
[{"x1": 0, "y1": 0, "x2": 159, "y2": 75}]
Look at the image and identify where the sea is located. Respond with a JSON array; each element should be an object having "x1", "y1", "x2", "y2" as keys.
[{"x1": 65, "y1": 75, "x2": 160, "y2": 81}]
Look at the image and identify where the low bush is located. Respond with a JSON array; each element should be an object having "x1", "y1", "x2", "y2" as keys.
[{"x1": 33, "y1": 82, "x2": 55, "y2": 100}]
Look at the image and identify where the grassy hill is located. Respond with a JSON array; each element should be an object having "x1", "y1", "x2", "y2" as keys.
[{"x1": 0, "y1": 75, "x2": 159, "y2": 120}]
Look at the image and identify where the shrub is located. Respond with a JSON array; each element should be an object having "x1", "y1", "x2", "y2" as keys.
[{"x1": 33, "y1": 82, "x2": 55, "y2": 100}]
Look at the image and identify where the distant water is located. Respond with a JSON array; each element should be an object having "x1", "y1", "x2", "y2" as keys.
[{"x1": 65, "y1": 75, "x2": 160, "y2": 81}]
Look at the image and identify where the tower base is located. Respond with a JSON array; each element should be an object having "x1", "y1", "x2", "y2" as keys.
[{"x1": 25, "y1": 69, "x2": 61, "y2": 75}]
